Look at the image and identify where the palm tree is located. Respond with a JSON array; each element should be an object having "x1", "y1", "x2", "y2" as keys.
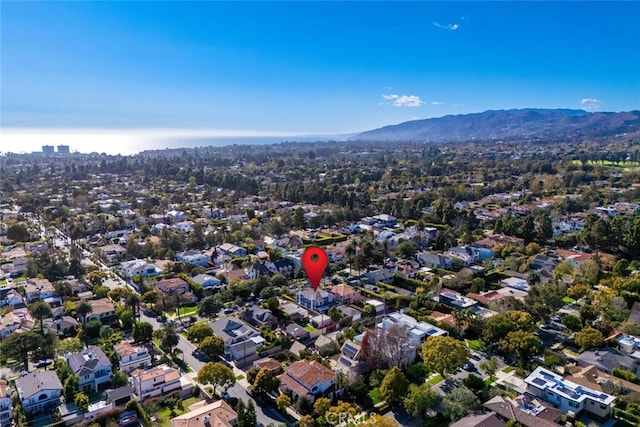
[
  {"x1": 28, "y1": 301, "x2": 52, "y2": 335},
  {"x1": 77, "y1": 300, "x2": 92, "y2": 327},
  {"x1": 126, "y1": 292, "x2": 142, "y2": 323}
]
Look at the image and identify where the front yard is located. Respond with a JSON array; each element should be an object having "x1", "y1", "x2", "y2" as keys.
[{"x1": 153, "y1": 396, "x2": 202, "y2": 427}]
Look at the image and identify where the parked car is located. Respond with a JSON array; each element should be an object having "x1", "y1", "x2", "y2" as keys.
[{"x1": 463, "y1": 362, "x2": 474, "y2": 371}]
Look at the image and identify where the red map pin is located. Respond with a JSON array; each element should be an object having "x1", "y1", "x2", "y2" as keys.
[{"x1": 302, "y1": 246, "x2": 328, "y2": 291}]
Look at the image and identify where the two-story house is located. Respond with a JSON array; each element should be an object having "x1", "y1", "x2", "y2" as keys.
[
  {"x1": 242, "y1": 305, "x2": 278, "y2": 328},
  {"x1": 66, "y1": 346, "x2": 113, "y2": 393},
  {"x1": 416, "y1": 252, "x2": 453, "y2": 270},
  {"x1": 210, "y1": 317, "x2": 263, "y2": 364},
  {"x1": 130, "y1": 364, "x2": 181, "y2": 401},
  {"x1": 87, "y1": 298, "x2": 117, "y2": 324},
  {"x1": 219, "y1": 243, "x2": 247, "y2": 257},
  {"x1": 524, "y1": 366, "x2": 615, "y2": 420},
  {"x1": 15, "y1": 371, "x2": 63, "y2": 414},
  {"x1": 120, "y1": 260, "x2": 163, "y2": 278},
  {"x1": 326, "y1": 284, "x2": 362, "y2": 305},
  {"x1": 191, "y1": 274, "x2": 222, "y2": 289},
  {"x1": 176, "y1": 251, "x2": 210, "y2": 267},
  {"x1": 25, "y1": 278, "x2": 56, "y2": 303},
  {"x1": 0, "y1": 310, "x2": 34, "y2": 339},
  {"x1": 278, "y1": 360, "x2": 335, "y2": 403},
  {"x1": 114, "y1": 341, "x2": 152, "y2": 374},
  {"x1": 0, "y1": 380, "x2": 12, "y2": 427},
  {"x1": 155, "y1": 278, "x2": 196, "y2": 304},
  {"x1": 296, "y1": 289, "x2": 335, "y2": 313}
]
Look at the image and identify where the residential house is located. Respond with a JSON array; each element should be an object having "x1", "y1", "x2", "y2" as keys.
[
  {"x1": 501, "y1": 277, "x2": 530, "y2": 292},
  {"x1": 44, "y1": 316, "x2": 79, "y2": 336},
  {"x1": 15, "y1": 371, "x2": 63, "y2": 414},
  {"x1": 243, "y1": 305, "x2": 277, "y2": 328},
  {"x1": 483, "y1": 395, "x2": 562, "y2": 427},
  {"x1": 466, "y1": 290, "x2": 504, "y2": 306},
  {"x1": 339, "y1": 306, "x2": 362, "y2": 322},
  {"x1": 327, "y1": 284, "x2": 362, "y2": 305},
  {"x1": 450, "y1": 413, "x2": 507, "y2": 427},
  {"x1": 166, "y1": 210, "x2": 186, "y2": 223},
  {"x1": 447, "y1": 246, "x2": 481, "y2": 267},
  {"x1": 416, "y1": 252, "x2": 453, "y2": 270},
  {"x1": 25, "y1": 278, "x2": 56, "y2": 302},
  {"x1": 296, "y1": 289, "x2": 335, "y2": 312},
  {"x1": 524, "y1": 366, "x2": 615, "y2": 419},
  {"x1": 114, "y1": 341, "x2": 152, "y2": 374},
  {"x1": 286, "y1": 323, "x2": 310, "y2": 340},
  {"x1": 106, "y1": 386, "x2": 136, "y2": 408},
  {"x1": 98, "y1": 244, "x2": 127, "y2": 263},
  {"x1": 577, "y1": 348, "x2": 640, "y2": 376},
  {"x1": 66, "y1": 345, "x2": 113, "y2": 393},
  {"x1": 170, "y1": 400, "x2": 237, "y2": 427},
  {"x1": 439, "y1": 289, "x2": 478, "y2": 310},
  {"x1": 155, "y1": 278, "x2": 196, "y2": 304},
  {"x1": 475, "y1": 234, "x2": 524, "y2": 250},
  {"x1": 336, "y1": 340, "x2": 370, "y2": 379},
  {"x1": 87, "y1": 298, "x2": 117, "y2": 324},
  {"x1": 210, "y1": 317, "x2": 262, "y2": 363},
  {"x1": 383, "y1": 311, "x2": 448, "y2": 345},
  {"x1": 176, "y1": 250, "x2": 210, "y2": 267},
  {"x1": 191, "y1": 274, "x2": 222, "y2": 289},
  {"x1": 279, "y1": 300, "x2": 308, "y2": 321},
  {"x1": 173, "y1": 221, "x2": 194, "y2": 233},
  {"x1": 570, "y1": 364, "x2": 640, "y2": 396},
  {"x1": 0, "y1": 381, "x2": 12, "y2": 427},
  {"x1": 253, "y1": 357, "x2": 283, "y2": 374},
  {"x1": 278, "y1": 360, "x2": 335, "y2": 403},
  {"x1": 131, "y1": 364, "x2": 182, "y2": 401},
  {"x1": 0, "y1": 310, "x2": 34, "y2": 338},
  {"x1": 365, "y1": 299, "x2": 385, "y2": 315},
  {"x1": 363, "y1": 268, "x2": 394, "y2": 285},
  {"x1": 120, "y1": 260, "x2": 162, "y2": 278},
  {"x1": 265, "y1": 259, "x2": 295, "y2": 277},
  {"x1": 0, "y1": 287, "x2": 25, "y2": 308},
  {"x1": 219, "y1": 243, "x2": 247, "y2": 257}
]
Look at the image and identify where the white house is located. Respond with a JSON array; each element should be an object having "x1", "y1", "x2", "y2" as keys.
[
  {"x1": 120, "y1": 259, "x2": 163, "y2": 278},
  {"x1": 383, "y1": 311, "x2": 448, "y2": 345},
  {"x1": 0, "y1": 381, "x2": 12, "y2": 427},
  {"x1": 130, "y1": 364, "x2": 181, "y2": 401},
  {"x1": 66, "y1": 346, "x2": 113, "y2": 393},
  {"x1": 417, "y1": 252, "x2": 453, "y2": 270},
  {"x1": 15, "y1": 371, "x2": 63, "y2": 414},
  {"x1": 524, "y1": 366, "x2": 615, "y2": 419},
  {"x1": 114, "y1": 341, "x2": 152, "y2": 374},
  {"x1": 176, "y1": 251, "x2": 210, "y2": 267}
]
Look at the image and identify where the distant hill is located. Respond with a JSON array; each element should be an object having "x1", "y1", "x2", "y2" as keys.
[{"x1": 352, "y1": 109, "x2": 640, "y2": 142}]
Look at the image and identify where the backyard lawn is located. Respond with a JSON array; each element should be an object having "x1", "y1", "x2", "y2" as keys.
[
  {"x1": 177, "y1": 306, "x2": 198, "y2": 317},
  {"x1": 466, "y1": 339, "x2": 484, "y2": 351},
  {"x1": 426, "y1": 374, "x2": 444, "y2": 385},
  {"x1": 154, "y1": 397, "x2": 202, "y2": 427}
]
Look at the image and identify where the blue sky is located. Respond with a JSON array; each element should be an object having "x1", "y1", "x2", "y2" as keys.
[{"x1": 2, "y1": 1, "x2": 639, "y2": 151}]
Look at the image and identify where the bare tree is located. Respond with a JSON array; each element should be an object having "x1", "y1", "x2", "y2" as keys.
[{"x1": 361, "y1": 323, "x2": 415, "y2": 369}]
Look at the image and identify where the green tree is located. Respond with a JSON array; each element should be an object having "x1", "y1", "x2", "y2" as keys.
[
  {"x1": 422, "y1": 336, "x2": 470, "y2": 375},
  {"x1": 482, "y1": 314, "x2": 516, "y2": 344},
  {"x1": 76, "y1": 300, "x2": 93, "y2": 327},
  {"x1": 380, "y1": 366, "x2": 409, "y2": 405},
  {"x1": 479, "y1": 358, "x2": 498, "y2": 377},
  {"x1": 396, "y1": 241, "x2": 417, "y2": 259},
  {"x1": 575, "y1": 326, "x2": 605, "y2": 351},
  {"x1": 28, "y1": 301, "x2": 52, "y2": 335},
  {"x1": 441, "y1": 387, "x2": 480, "y2": 421},
  {"x1": 74, "y1": 392, "x2": 89, "y2": 411},
  {"x1": 253, "y1": 367, "x2": 280, "y2": 396},
  {"x1": 154, "y1": 326, "x2": 179, "y2": 354},
  {"x1": 7, "y1": 223, "x2": 30, "y2": 242},
  {"x1": 186, "y1": 323, "x2": 213, "y2": 343},
  {"x1": 198, "y1": 297, "x2": 222, "y2": 318},
  {"x1": 562, "y1": 314, "x2": 582, "y2": 332},
  {"x1": 327, "y1": 305, "x2": 343, "y2": 323},
  {"x1": 198, "y1": 335, "x2": 225, "y2": 359},
  {"x1": 276, "y1": 393, "x2": 292, "y2": 412},
  {"x1": 132, "y1": 321, "x2": 153, "y2": 344},
  {"x1": 197, "y1": 362, "x2": 236, "y2": 393},
  {"x1": 403, "y1": 383, "x2": 438, "y2": 419},
  {"x1": 499, "y1": 330, "x2": 541, "y2": 368},
  {"x1": 2, "y1": 331, "x2": 43, "y2": 372},
  {"x1": 64, "y1": 374, "x2": 79, "y2": 402},
  {"x1": 313, "y1": 397, "x2": 331, "y2": 417}
]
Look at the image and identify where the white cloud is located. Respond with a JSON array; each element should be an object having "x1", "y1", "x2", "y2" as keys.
[
  {"x1": 431, "y1": 101, "x2": 443, "y2": 105},
  {"x1": 433, "y1": 22, "x2": 460, "y2": 31},
  {"x1": 581, "y1": 98, "x2": 601, "y2": 111},
  {"x1": 381, "y1": 94, "x2": 423, "y2": 107}
]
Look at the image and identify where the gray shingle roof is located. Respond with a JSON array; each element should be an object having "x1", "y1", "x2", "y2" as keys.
[
  {"x1": 67, "y1": 345, "x2": 112, "y2": 376},
  {"x1": 15, "y1": 371, "x2": 62, "y2": 399}
]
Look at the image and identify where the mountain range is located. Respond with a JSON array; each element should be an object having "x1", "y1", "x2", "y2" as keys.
[{"x1": 353, "y1": 109, "x2": 640, "y2": 142}]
